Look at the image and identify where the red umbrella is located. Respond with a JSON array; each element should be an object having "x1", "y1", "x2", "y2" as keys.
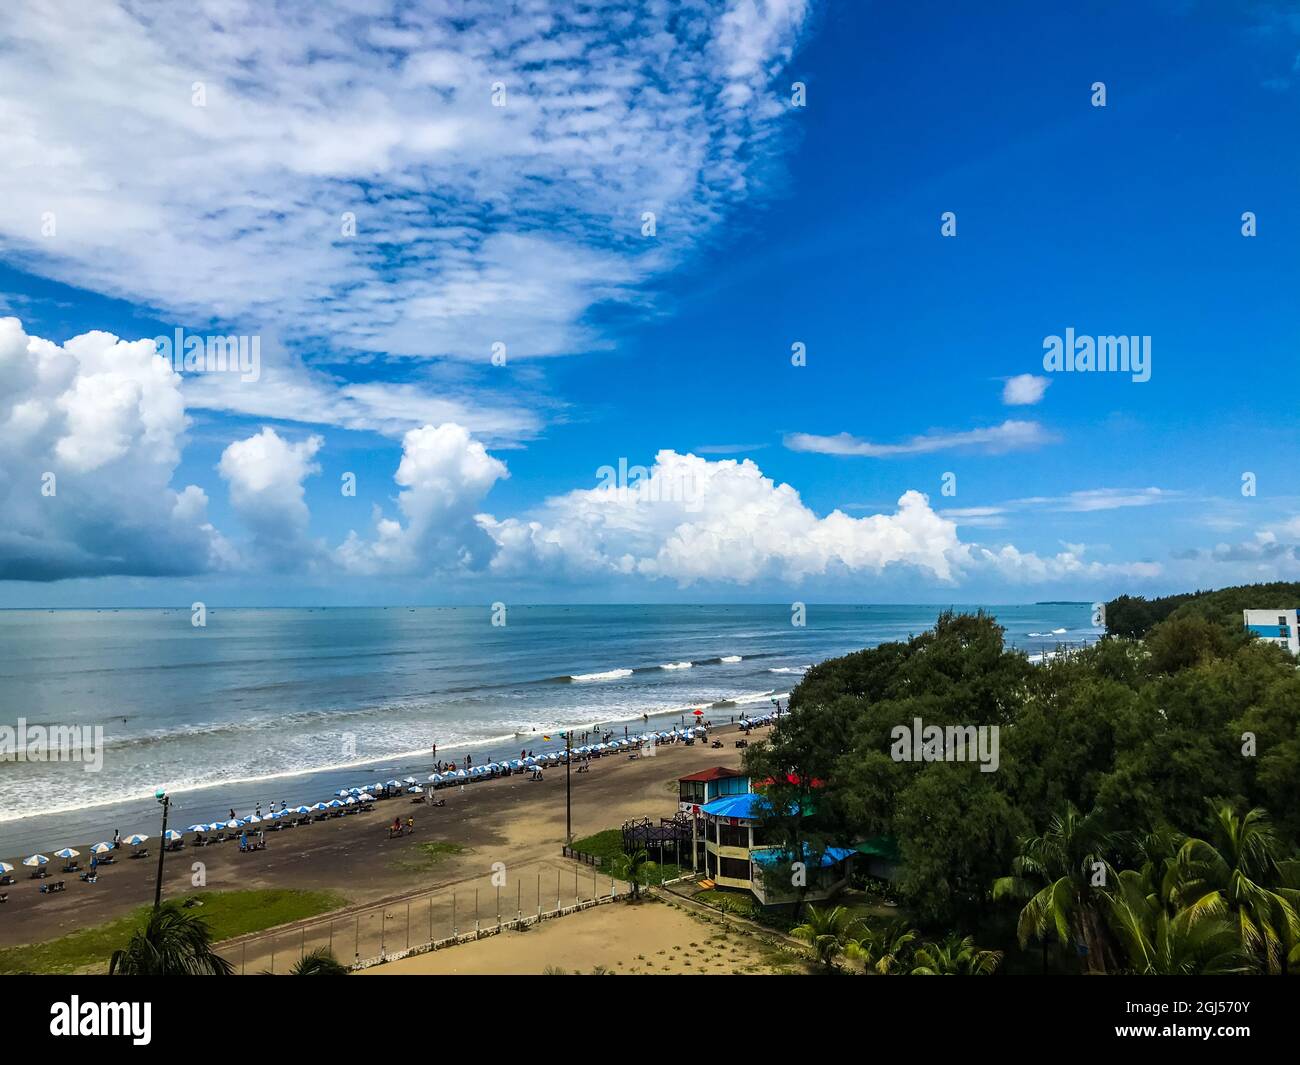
[{"x1": 692, "y1": 709, "x2": 704, "y2": 716}]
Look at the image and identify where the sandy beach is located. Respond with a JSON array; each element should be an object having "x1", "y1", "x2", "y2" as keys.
[
  {"x1": 361, "y1": 895, "x2": 812, "y2": 976},
  {"x1": 0, "y1": 724, "x2": 756, "y2": 954}
]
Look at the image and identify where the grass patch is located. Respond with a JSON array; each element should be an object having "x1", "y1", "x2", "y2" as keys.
[
  {"x1": 0, "y1": 888, "x2": 345, "y2": 975},
  {"x1": 570, "y1": 828, "x2": 683, "y2": 885},
  {"x1": 695, "y1": 888, "x2": 761, "y2": 918},
  {"x1": 390, "y1": 841, "x2": 466, "y2": 873}
]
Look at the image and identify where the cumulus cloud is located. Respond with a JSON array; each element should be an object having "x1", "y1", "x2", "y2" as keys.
[
  {"x1": 479, "y1": 450, "x2": 966, "y2": 585},
  {"x1": 336, "y1": 423, "x2": 508, "y2": 575},
  {"x1": 1002, "y1": 373, "x2": 1049, "y2": 405},
  {"x1": 0, "y1": 318, "x2": 233, "y2": 580},
  {"x1": 784, "y1": 420, "x2": 1054, "y2": 458},
  {"x1": 218, "y1": 427, "x2": 324, "y2": 569}
]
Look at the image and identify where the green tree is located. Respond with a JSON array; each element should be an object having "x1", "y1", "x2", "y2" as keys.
[
  {"x1": 791, "y1": 904, "x2": 853, "y2": 972},
  {"x1": 622, "y1": 848, "x2": 648, "y2": 902},
  {"x1": 108, "y1": 903, "x2": 234, "y2": 975},
  {"x1": 844, "y1": 921, "x2": 916, "y2": 975},
  {"x1": 910, "y1": 933, "x2": 1002, "y2": 975},
  {"x1": 992, "y1": 802, "x2": 1118, "y2": 973},
  {"x1": 289, "y1": 947, "x2": 349, "y2": 975},
  {"x1": 1103, "y1": 869, "x2": 1247, "y2": 975},
  {"x1": 1173, "y1": 803, "x2": 1300, "y2": 974}
]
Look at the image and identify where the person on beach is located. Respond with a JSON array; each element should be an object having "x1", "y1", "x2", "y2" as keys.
[
  {"x1": 229, "y1": 809, "x2": 237, "y2": 822},
  {"x1": 112, "y1": 828, "x2": 121, "y2": 849},
  {"x1": 432, "y1": 742, "x2": 437, "y2": 760},
  {"x1": 405, "y1": 817, "x2": 414, "y2": 835},
  {"x1": 255, "y1": 803, "x2": 262, "y2": 818}
]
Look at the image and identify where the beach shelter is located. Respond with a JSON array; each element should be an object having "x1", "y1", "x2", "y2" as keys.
[
  {"x1": 126, "y1": 833, "x2": 149, "y2": 846},
  {"x1": 53, "y1": 848, "x2": 79, "y2": 860},
  {"x1": 385, "y1": 779, "x2": 401, "y2": 788},
  {"x1": 224, "y1": 819, "x2": 240, "y2": 829},
  {"x1": 326, "y1": 799, "x2": 343, "y2": 808},
  {"x1": 357, "y1": 792, "x2": 374, "y2": 801},
  {"x1": 403, "y1": 776, "x2": 417, "y2": 784},
  {"x1": 407, "y1": 785, "x2": 423, "y2": 794},
  {"x1": 0, "y1": 861, "x2": 13, "y2": 875},
  {"x1": 184, "y1": 825, "x2": 206, "y2": 834},
  {"x1": 24, "y1": 854, "x2": 49, "y2": 867},
  {"x1": 295, "y1": 805, "x2": 312, "y2": 815},
  {"x1": 91, "y1": 842, "x2": 114, "y2": 854},
  {"x1": 336, "y1": 789, "x2": 351, "y2": 798},
  {"x1": 164, "y1": 830, "x2": 182, "y2": 842},
  {"x1": 343, "y1": 796, "x2": 357, "y2": 805}
]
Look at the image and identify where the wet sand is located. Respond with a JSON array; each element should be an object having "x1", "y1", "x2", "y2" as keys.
[{"x1": 0, "y1": 726, "x2": 757, "y2": 952}]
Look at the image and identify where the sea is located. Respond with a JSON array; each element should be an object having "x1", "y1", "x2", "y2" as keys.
[{"x1": 0, "y1": 603, "x2": 1098, "y2": 855}]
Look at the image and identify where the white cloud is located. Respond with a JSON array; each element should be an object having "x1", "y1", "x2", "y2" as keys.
[
  {"x1": 218, "y1": 427, "x2": 323, "y2": 569},
  {"x1": 1002, "y1": 373, "x2": 1049, "y2": 406},
  {"x1": 784, "y1": 420, "x2": 1054, "y2": 458},
  {"x1": 0, "y1": 317, "x2": 233, "y2": 580},
  {"x1": 336, "y1": 423, "x2": 508, "y2": 575},
  {"x1": 0, "y1": 0, "x2": 812, "y2": 376}
]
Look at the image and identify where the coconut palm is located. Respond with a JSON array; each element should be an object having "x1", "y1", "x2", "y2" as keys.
[
  {"x1": 992, "y1": 801, "x2": 1118, "y2": 973},
  {"x1": 791, "y1": 904, "x2": 853, "y2": 971},
  {"x1": 1172, "y1": 803, "x2": 1300, "y2": 974},
  {"x1": 910, "y1": 933, "x2": 1002, "y2": 975},
  {"x1": 289, "y1": 947, "x2": 349, "y2": 975},
  {"x1": 623, "y1": 848, "x2": 649, "y2": 902},
  {"x1": 108, "y1": 903, "x2": 234, "y2": 975},
  {"x1": 1103, "y1": 868, "x2": 1247, "y2": 975},
  {"x1": 844, "y1": 922, "x2": 916, "y2": 975}
]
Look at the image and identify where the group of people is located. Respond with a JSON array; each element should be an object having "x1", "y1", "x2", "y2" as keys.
[{"x1": 388, "y1": 816, "x2": 414, "y2": 838}]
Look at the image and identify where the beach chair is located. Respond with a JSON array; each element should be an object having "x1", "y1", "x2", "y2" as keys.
[
  {"x1": 0, "y1": 874, "x2": 14, "y2": 886},
  {"x1": 0, "y1": 892, "x2": 7, "y2": 903},
  {"x1": 131, "y1": 848, "x2": 150, "y2": 859},
  {"x1": 39, "y1": 880, "x2": 66, "y2": 894},
  {"x1": 79, "y1": 872, "x2": 98, "y2": 884},
  {"x1": 30, "y1": 868, "x2": 48, "y2": 879},
  {"x1": 62, "y1": 861, "x2": 80, "y2": 873}
]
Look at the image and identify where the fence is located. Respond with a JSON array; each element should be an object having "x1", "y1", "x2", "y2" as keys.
[{"x1": 218, "y1": 859, "x2": 625, "y2": 974}]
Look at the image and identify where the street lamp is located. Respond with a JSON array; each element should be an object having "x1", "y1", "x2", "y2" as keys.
[
  {"x1": 565, "y1": 730, "x2": 572, "y2": 845},
  {"x1": 153, "y1": 788, "x2": 170, "y2": 911}
]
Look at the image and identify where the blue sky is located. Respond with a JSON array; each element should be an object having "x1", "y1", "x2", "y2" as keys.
[{"x1": 1, "y1": 0, "x2": 1299, "y2": 606}]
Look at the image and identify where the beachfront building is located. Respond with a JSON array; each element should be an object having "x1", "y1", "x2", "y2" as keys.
[
  {"x1": 678, "y1": 766, "x2": 750, "y2": 814},
  {"x1": 697, "y1": 791, "x2": 854, "y2": 907},
  {"x1": 1243, "y1": 608, "x2": 1300, "y2": 655}
]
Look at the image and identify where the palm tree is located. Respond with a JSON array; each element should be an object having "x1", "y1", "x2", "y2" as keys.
[
  {"x1": 992, "y1": 801, "x2": 1118, "y2": 973},
  {"x1": 791, "y1": 904, "x2": 853, "y2": 971},
  {"x1": 1103, "y1": 868, "x2": 1247, "y2": 975},
  {"x1": 623, "y1": 848, "x2": 649, "y2": 902},
  {"x1": 289, "y1": 947, "x2": 350, "y2": 975},
  {"x1": 1172, "y1": 803, "x2": 1300, "y2": 974},
  {"x1": 910, "y1": 933, "x2": 1002, "y2": 975},
  {"x1": 108, "y1": 903, "x2": 234, "y2": 975},
  {"x1": 844, "y1": 922, "x2": 916, "y2": 975}
]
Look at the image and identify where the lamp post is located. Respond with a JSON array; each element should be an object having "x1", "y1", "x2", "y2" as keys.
[
  {"x1": 565, "y1": 730, "x2": 572, "y2": 845},
  {"x1": 153, "y1": 788, "x2": 169, "y2": 911}
]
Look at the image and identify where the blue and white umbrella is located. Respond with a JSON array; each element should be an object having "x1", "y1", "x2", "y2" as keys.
[
  {"x1": 126, "y1": 834, "x2": 149, "y2": 846},
  {"x1": 404, "y1": 776, "x2": 417, "y2": 784},
  {"x1": 428, "y1": 774, "x2": 442, "y2": 784},
  {"x1": 349, "y1": 787, "x2": 363, "y2": 795},
  {"x1": 295, "y1": 805, "x2": 312, "y2": 815},
  {"x1": 344, "y1": 796, "x2": 357, "y2": 805},
  {"x1": 207, "y1": 822, "x2": 225, "y2": 832},
  {"x1": 0, "y1": 861, "x2": 13, "y2": 874},
  {"x1": 164, "y1": 830, "x2": 183, "y2": 842},
  {"x1": 54, "y1": 847, "x2": 79, "y2": 859},
  {"x1": 223, "y1": 820, "x2": 239, "y2": 830},
  {"x1": 185, "y1": 825, "x2": 206, "y2": 834},
  {"x1": 452, "y1": 769, "x2": 468, "y2": 779},
  {"x1": 326, "y1": 799, "x2": 343, "y2": 808},
  {"x1": 358, "y1": 792, "x2": 374, "y2": 801},
  {"x1": 385, "y1": 779, "x2": 401, "y2": 788},
  {"x1": 407, "y1": 785, "x2": 423, "y2": 794},
  {"x1": 243, "y1": 815, "x2": 261, "y2": 824},
  {"x1": 23, "y1": 854, "x2": 49, "y2": 867},
  {"x1": 91, "y1": 842, "x2": 114, "y2": 854},
  {"x1": 336, "y1": 789, "x2": 351, "y2": 798}
]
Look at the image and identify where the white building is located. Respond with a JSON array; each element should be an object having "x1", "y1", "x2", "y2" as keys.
[{"x1": 1243, "y1": 609, "x2": 1300, "y2": 655}]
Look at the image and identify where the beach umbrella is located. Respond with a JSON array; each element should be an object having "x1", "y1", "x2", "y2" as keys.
[
  {"x1": 243, "y1": 815, "x2": 261, "y2": 824},
  {"x1": 385, "y1": 779, "x2": 400, "y2": 788},
  {"x1": 407, "y1": 785, "x2": 423, "y2": 794},
  {"x1": 185, "y1": 825, "x2": 206, "y2": 834},
  {"x1": 348, "y1": 787, "x2": 363, "y2": 795},
  {"x1": 126, "y1": 834, "x2": 149, "y2": 846},
  {"x1": 336, "y1": 789, "x2": 350, "y2": 798},
  {"x1": 54, "y1": 848, "x2": 79, "y2": 859},
  {"x1": 357, "y1": 792, "x2": 374, "y2": 801},
  {"x1": 164, "y1": 830, "x2": 182, "y2": 842},
  {"x1": 326, "y1": 799, "x2": 343, "y2": 808},
  {"x1": 24, "y1": 854, "x2": 49, "y2": 867},
  {"x1": 343, "y1": 796, "x2": 356, "y2": 805},
  {"x1": 223, "y1": 820, "x2": 239, "y2": 829},
  {"x1": 452, "y1": 769, "x2": 468, "y2": 779},
  {"x1": 295, "y1": 805, "x2": 312, "y2": 815},
  {"x1": 0, "y1": 862, "x2": 12, "y2": 874},
  {"x1": 403, "y1": 776, "x2": 416, "y2": 784},
  {"x1": 91, "y1": 842, "x2": 114, "y2": 854},
  {"x1": 207, "y1": 822, "x2": 224, "y2": 832}
]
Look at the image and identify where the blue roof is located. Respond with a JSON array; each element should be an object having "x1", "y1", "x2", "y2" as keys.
[
  {"x1": 700, "y1": 793, "x2": 766, "y2": 819},
  {"x1": 751, "y1": 845, "x2": 855, "y2": 869}
]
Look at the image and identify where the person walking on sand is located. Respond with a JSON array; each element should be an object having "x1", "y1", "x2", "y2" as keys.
[{"x1": 405, "y1": 816, "x2": 414, "y2": 835}]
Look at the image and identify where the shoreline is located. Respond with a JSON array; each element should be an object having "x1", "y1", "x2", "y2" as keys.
[
  {"x1": 0, "y1": 717, "x2": 760, "y2": 954},
  {"x1": 0, "y1": 695, "x2": 787, "y2": 856}
]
